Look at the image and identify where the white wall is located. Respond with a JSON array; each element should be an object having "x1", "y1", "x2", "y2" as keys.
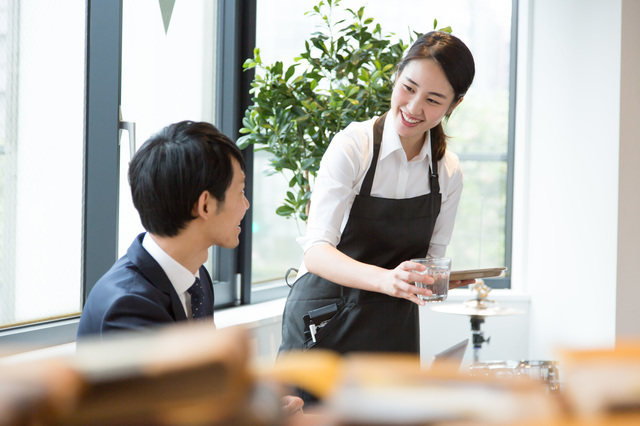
[{"x1": 514, "y1": 0, "x2": 624, "y2": 359}]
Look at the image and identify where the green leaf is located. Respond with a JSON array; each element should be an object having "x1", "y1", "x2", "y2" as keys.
[
  {"x1": 276, "y1": 205, "x2": 295, "y2": 216},
  {"x1": 275, "y1": 157, "x2": 296, "y2": 171},
  {"x1": 285, "y1": 64, "x2": 297, "y2": 81},
  {"x1": 301, "y1": 158, "x2": 316, "y2": 170},
  {"x1": 312, "y1": 37, "x2": 329, "y2": 54},
  {"x1": 272, "y1": 61, "x2": 283, "y2": 76},
  {"x1": 236, "y1": 134, "x2": 252, "y2": 149},
  {"x1": 243, "y1": 58, "x2": 256, "y2": 70},
  {"x1": 242, "y1": 116, "x2": 254, "y2": 129}
]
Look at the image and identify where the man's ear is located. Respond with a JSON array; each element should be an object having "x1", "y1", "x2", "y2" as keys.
[{"x1": 192, "y1": 191, "x2": 213, "y2": 218}]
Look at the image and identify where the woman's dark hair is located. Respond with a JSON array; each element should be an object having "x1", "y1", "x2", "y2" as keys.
[
  {"x1": 128, "y1": 121, "x2": 246, "y2": 237},
  {"x1": 397, "y1": 31, "x2": 475, "y2": 161}
]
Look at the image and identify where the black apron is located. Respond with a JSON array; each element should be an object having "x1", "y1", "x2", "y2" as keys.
[{"x1": 279, "y1": 113, "x2": 442, "y2": 355}]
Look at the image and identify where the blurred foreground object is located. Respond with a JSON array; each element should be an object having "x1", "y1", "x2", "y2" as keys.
[
  {"x1": 469, "y1": 359, "x2": 560, "y2": 395},
  {"x1": 267, "y1": 349, "x2": 640, "y2": 425},
  {"x1": 70, "y1": 323, "x2": 254, "y2": 425},
  {"x1": 261, "y1": 351, "x2": 562, "y2": 425},
  {"x1": 3, "y1": 325, "x2": 640, "y2": 425},
  {"x1": 0, "y1": 360, "x2": 83, "y2": 426},
  {"x1": 560, "y1": 341, "x2": 640, "y2": 420},
  {"x1": 0, "y1": 323, "x2": 281, "y2": 425}
]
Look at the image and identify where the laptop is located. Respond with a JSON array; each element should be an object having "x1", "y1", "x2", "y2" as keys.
[{"x1": 430, "y1": 339, "x2": 469, "y2": 371}]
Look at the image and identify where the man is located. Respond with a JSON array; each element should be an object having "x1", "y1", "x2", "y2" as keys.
[
  {"x1": 77, "y1": 120, "x2": 303, "y2": 415},
  {"x1": 78, "y1": 121, "x2": 248, "y2": 336}
]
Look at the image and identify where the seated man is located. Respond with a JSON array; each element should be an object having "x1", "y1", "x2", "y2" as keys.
[
  {"x1": 78, "y1": 121, "x2": 247, "y2": 336},
  {"x1": 77, "y1": 121, "x2": 302, "y2": 415}
]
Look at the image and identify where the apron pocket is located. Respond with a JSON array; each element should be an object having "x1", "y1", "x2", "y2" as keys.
[{"x1": 303, "y1": 302, "x2": 356, "y2": 351}]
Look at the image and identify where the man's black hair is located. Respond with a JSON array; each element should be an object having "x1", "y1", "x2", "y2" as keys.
[{"x1": 128, "y1": 121, "x2": 245, "y2": 237}]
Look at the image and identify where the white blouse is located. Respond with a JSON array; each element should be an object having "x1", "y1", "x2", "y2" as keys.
[{"x1": 296, "y1": 112, "x2": 464, "y2": 277}]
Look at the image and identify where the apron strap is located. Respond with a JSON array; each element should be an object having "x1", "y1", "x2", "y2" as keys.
[
  {"x1": 429, "y1": 157, "x2": 440, "y2": 194},
  {"x1": 359, "y1": 113, "x2": 386, "y2": 196}
]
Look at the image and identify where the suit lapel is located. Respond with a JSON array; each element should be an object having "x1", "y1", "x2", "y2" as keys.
[{"x1": 127, "y1": 233, "x2": 188, "y2": 322}]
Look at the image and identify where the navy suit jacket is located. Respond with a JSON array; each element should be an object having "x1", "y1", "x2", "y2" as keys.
[{"x1": 77, "y1": 233, "x2": 215, "y2": 340}]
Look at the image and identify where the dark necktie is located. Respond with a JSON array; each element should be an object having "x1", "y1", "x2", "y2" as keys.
[{"x1": 187, "y1": 277, "x2": 212, "y2": 319}]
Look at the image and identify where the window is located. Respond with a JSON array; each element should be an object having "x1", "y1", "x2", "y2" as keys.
[
  {"x1": 118, "y1": 0, "x2": 233, "y2": 305},
  {"x1": 0, "y1": 0, "x2": 86, "y2": 330},
  {"x1": 250, "y1": 0, "x2": 516, "y2": 290},
  {"x1": 0, "y1": 1, "x2": 232, "y2": 346}
]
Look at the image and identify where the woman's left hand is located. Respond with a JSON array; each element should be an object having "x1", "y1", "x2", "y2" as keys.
[{"x1": 449, "y1": 279, "x2": 476, "y2": 290}]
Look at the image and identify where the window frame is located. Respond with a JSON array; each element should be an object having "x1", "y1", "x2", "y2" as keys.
[
  {"x1": 213, "y1": 0, "x2": 256, "y2": 307},
  {"x1": 0, "y1": 0, "x2": 122, "y2": 349},
  {"x1": 474, "y1": 0, "x2": 518, "y2": 289}
]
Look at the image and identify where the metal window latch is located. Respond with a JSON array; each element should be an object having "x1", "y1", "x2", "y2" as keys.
[{"x1": 118, "y1": 107, "x2": 136, "y2": 158}]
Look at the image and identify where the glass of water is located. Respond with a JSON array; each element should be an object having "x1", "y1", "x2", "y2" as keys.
[{"x1": 411, "y1": 257, "x2": 452, "y2": 302}]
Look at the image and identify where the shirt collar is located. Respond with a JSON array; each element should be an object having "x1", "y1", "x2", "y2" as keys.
[
  {"x1": 142, "y1": 232, "x2": 198, "y2": 295},
  {"x1": 380, "y1": 111, "x2": 432, "y2": 163}
]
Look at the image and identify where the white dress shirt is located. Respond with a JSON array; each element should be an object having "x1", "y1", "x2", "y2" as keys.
[
  {"x1": 142, "y1": 233, "x2": 200, "y2": 319},
  {"x1": 296, "y1": 112, "x2": 463, "y2": 277}
]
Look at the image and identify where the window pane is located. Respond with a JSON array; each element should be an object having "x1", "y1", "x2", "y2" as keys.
[
  {"x1": 252, "y1": 0, "x2": 513, "y2": 283},
  {"x1": 119, "y1": 1, "x2": 218, "y2": 269},
  {"x1": 0, "y1": 0, "x2": 85, "y2": 328},
  {"x1": 118, "y1": 0, "x2": 238, "y2": 305},
  {"x1": 252, "y1": 151, "x2": 305, "y2": 284}
]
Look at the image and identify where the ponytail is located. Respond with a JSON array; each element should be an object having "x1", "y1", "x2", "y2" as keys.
[{"x1": 430, "y1": 122, "x2": 447, "y2": 162}]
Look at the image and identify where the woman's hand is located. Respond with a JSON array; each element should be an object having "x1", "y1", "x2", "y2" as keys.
[
  {"x1": 376, "y1": 263, "x2": 476, "y2": 303},
  {"x1": 376, "y1": 260, "x2": 435, "y2": 306}
]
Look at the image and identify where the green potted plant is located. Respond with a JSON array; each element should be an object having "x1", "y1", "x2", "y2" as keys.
[{"x1": 238, "y1": 0, "x2": 450, "y2": 222}]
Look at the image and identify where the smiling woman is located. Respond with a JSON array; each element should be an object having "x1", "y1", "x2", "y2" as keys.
[
  {"x1": 278, "y1": 32, "x2": 476, "y2": 392},
  {"x1": 250, "y1": 0, "x2": 516, "y2": 294}
]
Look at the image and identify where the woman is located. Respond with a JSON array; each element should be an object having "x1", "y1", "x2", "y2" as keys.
[{"x1": 279, "y1": 31, "x2": 476, "y2": 358}]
